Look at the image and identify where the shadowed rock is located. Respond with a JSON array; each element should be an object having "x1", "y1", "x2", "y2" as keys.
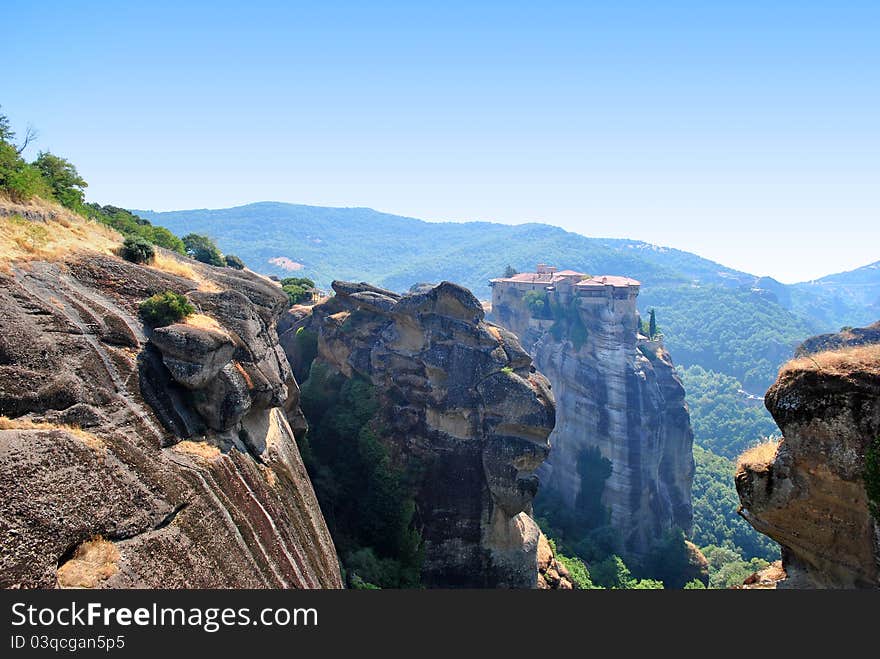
[{"x1": 286, "y1": 280, "x2": 560, "y2": 587}]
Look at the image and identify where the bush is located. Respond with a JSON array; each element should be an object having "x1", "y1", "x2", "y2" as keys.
[
  {"x1": 555, "y1": 552, "x2": 595, "y2": 589},
  {"x1": 120, "y1": 236, "x2": 155, "y2": 264},
  {"x1": 139, "y1": 291, "x2": 194, "y2": 327},
  {"x1": 182, "y1": 233, "x2": 224, "y2": 266},
  {"x1": 282, "y1": 277, "x2": 315, "y2": 306},
  {"x1": 224, "y1": 254, "x2": 245, "y2": 270}
]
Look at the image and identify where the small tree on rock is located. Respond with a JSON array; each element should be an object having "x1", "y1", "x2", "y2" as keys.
[{"x1": 182, "y1": 233, "x2": 224, "y2": 266}]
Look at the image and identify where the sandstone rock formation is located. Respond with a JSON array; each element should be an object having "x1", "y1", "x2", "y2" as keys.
[
  {"x1": 736, "y1": 332, "x2": 880, "y2": 589},
  {"x1": 283, "y1": 280, "x2": 561, "y2": 587},
  {"x1": 489, "y1": 270, "x2": 694, "y2": 557},
  {"x1": 0, "y1": 204, "x2": 342, "y2": 588}
]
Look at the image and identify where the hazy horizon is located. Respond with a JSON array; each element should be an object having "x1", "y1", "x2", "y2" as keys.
[
  {"x1": 4, "y1": 1, "x2": 878, "y2": 283},
  {"x1": 139, "y1": 199, "x2": 877, "y2": 285}
]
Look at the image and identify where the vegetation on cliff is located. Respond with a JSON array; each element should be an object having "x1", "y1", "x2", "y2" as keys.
[
  {"x1": 692, "y1": 446, "x2": 778, "y2": 563},
  {"x1": 299, "y1": 363, "x2": 423, "y2": 588}
]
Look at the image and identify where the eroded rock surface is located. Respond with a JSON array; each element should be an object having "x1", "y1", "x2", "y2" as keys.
[
  {"x1": 284, "y1": 281, "x2": 557, "y2": 587},
  {"x1": 490, "y1": 280, "x2": 694, "y2": 557},
  {"x1": 736, "y1": 332, "x2": 880, "y2": 589},
  {"x1": 0, "y1": 245, "x2": 342, "y2": 589}
]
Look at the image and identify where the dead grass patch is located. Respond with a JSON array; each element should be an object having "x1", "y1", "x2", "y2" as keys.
[
  {"x1": 56, "y1": 536, "x2": 120, "y2": 588},
  {"x1": 0, "y1": 416, "x2": 105, "y2": 452},
  {"x1": 780, "y1": 344, "x2": 880, "y2": 378},
  {"x1": 184, "y1": 313, "x2": 226, "y2": 334},
  {"x1": 0, "y1": 201, "x2": 120, "y2": 269},
  {"x1": 149, "y1": 252, "x2": 222, "y2": 292},
  {"x1": 172, "y1": 440, "x2": 221, "y2": 460},
  {"x1": 737, "y1": 438, "x2": 781, "y2": 475}
]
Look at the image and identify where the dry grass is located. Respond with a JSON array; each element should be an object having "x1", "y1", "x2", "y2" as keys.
[
  {"x1": 780, "y1": 344, "x2": 880, "y2": 378},
  {"x1": 185, "y1": 313, "x2": 225, "y2": 333},
  {"x1": 0, "y1": 415, "x2": 105, "y2": 452},
  {"x1": 737, "y1": 438, "x2": 781, "y2": 475},
  {"x1": 149, "y1": 252, "x2": 222, "y2": 292},
  {"x1": 56, "y1": 536, "x2": 120, "y2": 588},
  {"x1": 172, "y1": 440, "x2": 221, "y2": 460},
  {"x1": 0, "y1": 200, "x2": 120, "y2": 270}
]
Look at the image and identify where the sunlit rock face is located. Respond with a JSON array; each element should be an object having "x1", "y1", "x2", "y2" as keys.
[
  {"x1": 285, "y1": 280, "x2": 558, "y2": 587},
  {"x1": 736, "y1": 330, "x2": 880, "y2": 589},
  {"x1": 490, "y1": 272, "x2": 694, "y2": 557},
  {"x1": 0, "y1": 250, "x2": 342, "y2": 589}
]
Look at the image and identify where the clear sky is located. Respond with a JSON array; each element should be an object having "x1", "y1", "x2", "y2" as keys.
[{"x1": 2, "y1": 1, "x2": 877, "y2": 282}]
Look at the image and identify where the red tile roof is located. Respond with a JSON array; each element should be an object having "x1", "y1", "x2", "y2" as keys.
[{"x1": 576, "y1": 275, "x2": 641, "y2": 288}]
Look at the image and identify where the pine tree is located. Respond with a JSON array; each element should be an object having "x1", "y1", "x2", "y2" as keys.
[{"x1": 649, "y1": 309, "x2": 657, "y2": 339}]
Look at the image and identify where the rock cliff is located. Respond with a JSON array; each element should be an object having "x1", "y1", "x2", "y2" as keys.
[
  {"x1": 736, "y1": 327, "x2": 880, "y2": 589},
  {"x1": 282, "y1": 280, "x2": 561, "y2": 587},
  {"x1": 0, "y1": 202, "x2": 342, "y2": 588},
  {"x1": 489, "y1": 273, "x2": 694, "y2": 557}
]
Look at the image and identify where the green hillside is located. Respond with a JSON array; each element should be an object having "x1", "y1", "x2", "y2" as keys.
[{"x1": 139, "y1": 202, "x2": 877, "y2": 394}]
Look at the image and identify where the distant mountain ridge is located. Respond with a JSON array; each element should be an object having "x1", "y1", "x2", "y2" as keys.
[{"x1": 136, "y1": 202, "x2": 879, "y2": 391}]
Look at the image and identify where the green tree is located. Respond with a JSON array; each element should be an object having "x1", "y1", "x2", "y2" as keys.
[
  {"x1": 0, "y1": 143, "x2": 51, "y2": 201},
  {"x1": 648, "y1": 308, "x2": 657, "y2": 339},
  {"x1": 641, "y1": 528, "x2": 696, "y2": 589},
  {"x1": 85, "y1": 204, "x2": 186, "y2": 253},
  {"x1": 182, "y1": 233, "x2": 224, "y2": 266},
  {"x1": 33, "y1": 151, "x2": 87, "y2": 210},
  {"x1": 503, "y1": 264, "x2": 518, "y2": 278},
  {"x1": 0, "y1": 108, "x2": 14, "y2": 143},
  {"x1": 523, "y1": 290, "x2": 549, "y2": 319}
]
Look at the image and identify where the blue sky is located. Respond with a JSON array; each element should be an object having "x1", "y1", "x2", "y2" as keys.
[{"x1": 2, "y1": 1, "x2": 877, "y2": 282}]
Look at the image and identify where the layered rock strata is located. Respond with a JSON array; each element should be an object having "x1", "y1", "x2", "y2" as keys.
[
  {"x1": 736, "y1": 331, "x2": 880, "y2": 589},
  {"x1": 284, "y1": 280, "x2": 560, "y2": 587},
  {"x1": 0, "y1": 223, "x2": 342, "y2": 588}
]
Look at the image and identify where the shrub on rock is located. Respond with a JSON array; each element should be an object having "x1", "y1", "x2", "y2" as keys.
[
  {"x1": 120, "y1": 236, "x2": 155, "y2": 264},
  {"x1": 139, "y1": 291, "x2": 194, "y2": 327},
  {"x1": 224, "y1": 254, "x2": 245, "y2": 270}
]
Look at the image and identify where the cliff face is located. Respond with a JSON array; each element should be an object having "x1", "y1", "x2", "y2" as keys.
[
  {"x1": 490, "y1": 281, "x2": 694, "y2": 556},
  {"x1": 284, "y1": 280, "x2": 559, "y2": 587},
  {"x1": 0, "y1": 204, "x2": 342, "y2": 588},
  {"x1": 736, "y1": 332, "x2": 880, "y2": 589}
]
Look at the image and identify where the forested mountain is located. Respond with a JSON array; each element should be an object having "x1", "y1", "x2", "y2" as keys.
[{"x1": 138, "y1": 202, "x2": 878, "y2": 393}]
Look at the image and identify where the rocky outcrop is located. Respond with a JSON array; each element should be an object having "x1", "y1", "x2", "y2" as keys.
[
  {"x1": 795, "y1": 321, "x2": 880, "y2": 357},
  {"x1": 0, "y1": 224, "x2": 342, "y2": 589},
  {"x1": 284, "y1": 281, "x2": 559, "y2": 587},
  {"x1": 491, "y1": 286, "x2": 694, "y2": 557},
  {"x1": 735, "y1": 338, "x2": 880, "y2": 589}
]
